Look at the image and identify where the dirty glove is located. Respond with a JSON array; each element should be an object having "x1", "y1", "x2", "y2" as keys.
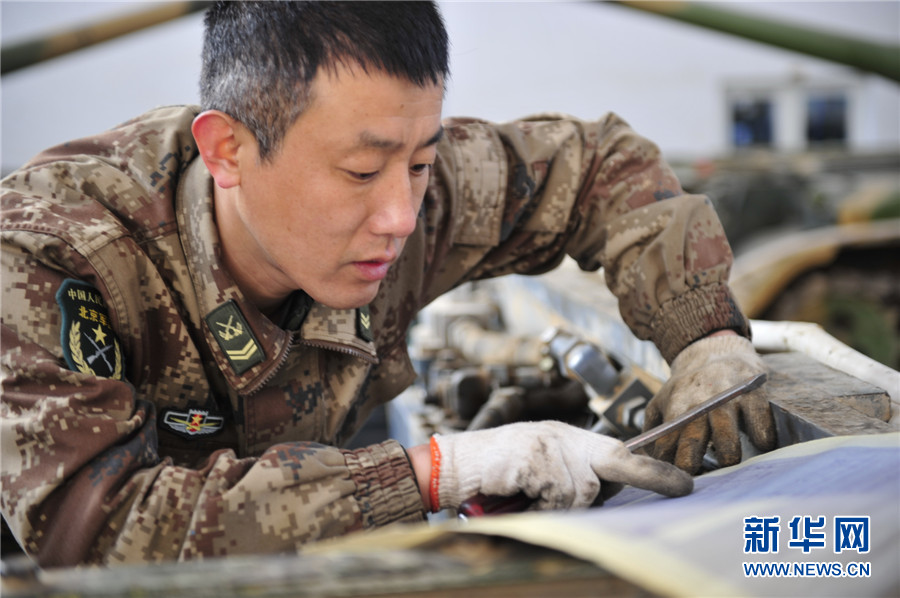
[
  {"x1": 644, "y1": 334, "x2": 776, "y2": 474},
  {"x1": 430, "y1": 420, "x2": 693, "y2": 512}
]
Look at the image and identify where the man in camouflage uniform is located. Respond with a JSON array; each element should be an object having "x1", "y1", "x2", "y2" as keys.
[{"x1": 1, "y1": 2, "x2": 774, "y2": 567}]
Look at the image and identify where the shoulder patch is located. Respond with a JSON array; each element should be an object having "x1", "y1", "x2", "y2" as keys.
[
  {"x1": 55, "y1": 279, "x2": 124, "y2": 380},
  {"x1": 206, "y1": 300, "x2": 265, "y2": 374}
]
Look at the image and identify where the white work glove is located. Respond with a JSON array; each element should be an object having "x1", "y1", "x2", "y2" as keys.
[
  {"x1": 644, "y1": 334, "x2": 776, "y2": 474},
  {"x1": 431, "y1": 420, "x2": 693, "y2": 512}
]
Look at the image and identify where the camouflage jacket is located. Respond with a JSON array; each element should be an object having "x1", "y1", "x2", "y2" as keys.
[{"x1": 1, "y1": 105, "x2": 747, "y2": 566}]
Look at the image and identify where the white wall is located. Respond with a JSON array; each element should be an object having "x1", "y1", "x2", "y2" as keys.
[
  {"x1": 1, "y1": 1, "x2": 205, "y2": 173},
  {"x1": 439, "y1": 1, "x2": 900, "y2": 156},
  {"x1": 2, "y1": 1, "x2": 898, "y2": 174}
]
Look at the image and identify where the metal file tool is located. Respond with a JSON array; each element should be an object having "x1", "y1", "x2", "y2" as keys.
[{"x1": 458, "y1": 372, "x2": 768, "y2": 518}]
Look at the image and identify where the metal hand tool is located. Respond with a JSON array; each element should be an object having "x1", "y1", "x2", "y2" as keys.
[{"x1": 457, "y1": 372, "x2": 767, "y2": 518}]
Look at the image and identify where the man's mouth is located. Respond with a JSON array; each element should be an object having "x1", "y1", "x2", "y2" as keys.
[{"x1": 353, "y1": 259, "x2": 392, "y2": 282}]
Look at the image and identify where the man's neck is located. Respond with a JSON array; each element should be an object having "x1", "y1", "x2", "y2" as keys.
[{"x1": 212, "y1": 184, "x2": 291, "y2": 314}]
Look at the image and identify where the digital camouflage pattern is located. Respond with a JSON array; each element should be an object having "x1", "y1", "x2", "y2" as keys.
[{"x1": 1, "y1": 105, "x2": 748, "y2": 566}]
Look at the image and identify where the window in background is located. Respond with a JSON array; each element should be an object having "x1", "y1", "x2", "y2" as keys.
[
  {"x1": 806, "y1": 93, "x2": 848, "y2": 146},
  {"x1": 732, "y1": 98, "x2": 774, "y2": 148}
]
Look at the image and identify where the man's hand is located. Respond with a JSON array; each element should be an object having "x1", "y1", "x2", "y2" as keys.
[
  {"x1": 644, "y1": 332, "x2": 776, "y2": 474},
  {"x1": 427, "y1": 420, "x2": 693, "y2": 512}
]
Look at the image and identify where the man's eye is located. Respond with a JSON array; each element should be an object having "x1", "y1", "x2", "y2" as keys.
[
  {"x1": 411, "y1": 163, "x2": 432, "y2": 175},
  {"x1": 350, "y1": 171, "x2": 378, "y2": 181}
]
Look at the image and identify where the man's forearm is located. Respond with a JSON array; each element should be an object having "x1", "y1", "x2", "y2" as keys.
[{"x1": 407, "y1": 443, "x2": 432, "y2": 512}]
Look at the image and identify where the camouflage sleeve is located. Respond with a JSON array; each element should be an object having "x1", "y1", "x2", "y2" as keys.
[
  {"x1": 427, "y1": 113, "x2": 748, "y2": 363},
  {"x1": 1, "y1": 235, "x2": 422, "y2": 567}
]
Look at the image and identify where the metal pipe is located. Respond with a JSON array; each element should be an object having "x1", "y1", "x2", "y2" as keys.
[
  {"x1": 2, "y1": 1, "x2": 212, "y2": 76},
  {"x1": 611, "y1": 1, "x2": 900, "y2": 83},
  {"x1": 446, "y1": 317, "x2": 545, "y2": 366}
]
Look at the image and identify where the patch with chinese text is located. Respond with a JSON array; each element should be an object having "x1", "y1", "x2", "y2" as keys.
[{"x1": 55, "y1": 279, "x2": 124, "y2": 380}]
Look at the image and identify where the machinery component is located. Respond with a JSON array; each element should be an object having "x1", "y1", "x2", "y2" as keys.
[
  {"x1": 466, "y1": 387, "x2": 526, "y2": 432},
  {"x1": 428, "y1": 363, "x2": 588, "y2": 429},
  {"x1": 408, "y1": 289, "x2": 658, "y2": 437},
  {"x1": 542, "y1": 328, "x2": 621, "y2": 400},
  {"x1": 591, "y1": 375, "x2": 653, "y2": 438},
  {"x1": 542, "y1": 327, "x2": 659, "y2": 439},
  {"x1": 466, "y1": 379, "x2": 590, "y2": 432},
  {"x1": 410, "y1": 293, "x2": 612, "y2": 433},
  {"x1": 432, "y1": 367, "x2": 492, "y2": 422},
  {"x1": 448, "y1": 317, "x2": 545, "y2": 367}
]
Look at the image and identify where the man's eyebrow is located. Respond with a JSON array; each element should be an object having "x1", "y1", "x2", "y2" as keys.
[
  {"x1": 424, "y1": 126, "x2": 445, "y2": 147},
  {"x1": 357, "y1": 126, "x2": 444, "y2": 151}
]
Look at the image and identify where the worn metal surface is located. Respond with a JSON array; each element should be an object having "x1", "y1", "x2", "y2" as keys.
[{"x1": 763, "y1": 352, "x2": 894, "y2": 446}]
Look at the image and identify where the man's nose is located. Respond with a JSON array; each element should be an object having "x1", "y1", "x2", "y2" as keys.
[{"x1": 369, "y1": 173, "x2": 419, "y2": 239}]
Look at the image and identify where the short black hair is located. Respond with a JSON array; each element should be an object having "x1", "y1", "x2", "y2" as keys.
[{"x1": 200, "y1": 1, "x2": 450, "y2": 162}]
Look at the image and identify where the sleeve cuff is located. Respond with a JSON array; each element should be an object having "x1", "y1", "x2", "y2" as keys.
[
  {"x1": 650, "y1": 281, "x2": 750, "y2": 363},
  {"x1": 343, "y1": 440, "x2": 427, "y2": 528}
]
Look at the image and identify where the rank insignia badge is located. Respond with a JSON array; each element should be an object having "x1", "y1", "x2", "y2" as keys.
[
  {"x1": 56, "y1": 279, "x2": 124, "y2": 380},
  {"x1": 162, "y1": 409, "x2": 225, "y2": 438},
  {"x1": 356, "y1": 304, "x2": 373, "y2": 342},
  {"x1": 206, "y1": 300, "x2": 264, "y2": 374}
]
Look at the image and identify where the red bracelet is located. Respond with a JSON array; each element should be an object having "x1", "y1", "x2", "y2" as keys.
[{"x1": 429, "y1": 436, "x2": 441, "y2": 513}]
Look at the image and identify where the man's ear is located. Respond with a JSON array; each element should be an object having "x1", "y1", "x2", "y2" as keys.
[{"x1": 192, "y1": 110, "x2": 245, "y2": 189}]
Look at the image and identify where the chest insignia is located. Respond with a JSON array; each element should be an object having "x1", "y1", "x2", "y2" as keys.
[
  {"x1": 206, "y1": 300, "x2": 265, "y2": 374},
  {"x1": 55, "y1": 279, "x2": 124, "y2": 380},
  {"x1": 161, "y1": 409, "x2": 225, "y2": 438}
]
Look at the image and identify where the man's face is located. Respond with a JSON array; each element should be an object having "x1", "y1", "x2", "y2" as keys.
[{"x1": 226, "y1": 64, "x2": 444, "y2": 310}]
